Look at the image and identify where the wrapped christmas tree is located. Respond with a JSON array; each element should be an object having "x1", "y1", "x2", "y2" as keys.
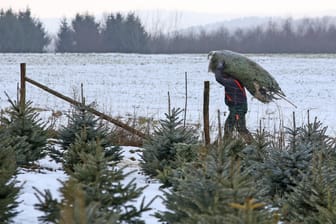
[{"x1": 208, "y1": 50, "x2": 286, "y2": 103}]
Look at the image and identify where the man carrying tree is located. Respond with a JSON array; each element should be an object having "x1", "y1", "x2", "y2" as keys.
[
  {"x1": 213, "y1": 62, "x2": 254, "y2": 144},
  {"x1": 209, "y1": 50, "x2": 287, "y2": 144}
]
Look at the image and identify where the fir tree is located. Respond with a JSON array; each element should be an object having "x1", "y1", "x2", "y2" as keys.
[
  {"x1": 36, "y1": 130, "x2": 155, "y2": 224},
  {"x1": 0, "y1": 133, "x2": 21, "y2": 223},
  {"x1": 297, "y1": 117, "x2": 335, "y2": 156},
  {"x1": 56, "y1": 103, "x2": 122, "y2": 167},
  {"x1": 0, "y1": 97, "x2": 48, "y2": 166},
  {"x1": 141, "y1": 108, "x2": 199, "y2": 177},
  {"x1": 101, "y1": 13, "x2": 124, "y2": 52},
  {"x1": 56, "y1": 18, "x2": 74, "y2": 52},
  {"x1": 281, "y1": 142, "x2": 336, "y2": 223},
  {"x1": 70, "y1": 135, "x2": 154, "y2": 223},
  {"x1": 243, "y1": 127, "x2": 270, "y2": 166},
  {"x1": 249, "y1": 117, "x2": 335, "y2": 202},
  {"x1": 156, "y1": 143, "x2": 200, "y2": 187},
  {"x1": 71, "y1": 13, "x2": 101, "y2": 52},
  {"x1": 252, "y1": 144, "x2": 312, "y2": 200},
  {"x1": 59, "y1": 178, "x2": 101, "y2": 224},
  {"x1": 34, "y1": 187, "x2": 60, "y2": 223},
  {"x1": 121, "y1": 13, "x2": 149, "y2": 53},
  {"x1": 156, "y1": 140, "x2": 274, "y2": 223},
  {"x1": 35, "y1": 178, "x2": 104, "y2": 224}
]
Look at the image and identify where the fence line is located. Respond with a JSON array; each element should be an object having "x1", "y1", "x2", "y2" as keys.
[{"x1": 19, "y1": 63, "x2": 146, "y2": 139}]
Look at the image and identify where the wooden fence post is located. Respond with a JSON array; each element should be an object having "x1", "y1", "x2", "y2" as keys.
[
  {"x1": 203, "y1": 81, "x2": 210, "y2": 145},
  {"x1": 20, "y1": 63, "x2": 26, "y2": 111},
  {"x1": 184, "y1": 72, "x2": 188, "y2": 127}
]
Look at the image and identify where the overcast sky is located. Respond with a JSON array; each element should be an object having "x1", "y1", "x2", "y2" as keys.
[{"x1": 1, "y1": 0, "x2": 336, "y2": 34}]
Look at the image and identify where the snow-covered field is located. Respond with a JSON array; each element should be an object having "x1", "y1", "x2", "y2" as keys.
[
  {"x1": 1, "y1": 53, "x2": 335, "y2": 134},
  {"x1": 0, "y1": 53, "x2": 335, "y2": 223}
]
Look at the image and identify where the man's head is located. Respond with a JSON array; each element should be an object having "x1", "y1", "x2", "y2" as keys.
[{"x1": 208, "y1": 51, "x2": 225, "y2": 73}]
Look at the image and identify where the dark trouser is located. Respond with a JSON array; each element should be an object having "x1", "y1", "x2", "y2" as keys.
[{"x1": 224, "y1": 104, "x2": 253, "y2": 143}]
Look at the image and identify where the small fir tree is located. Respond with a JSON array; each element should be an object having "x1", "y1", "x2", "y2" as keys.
[
  {"x1": 56, "y1": 103, "x2": 122, "y2": 165},
  {"x1": 297, "y1": 117, "x2": 332, "y2": 152},
  {"x1": 70, "y1": 135, "x2": 154, "y2": 223},
  {"x1": 35, "y1": 178, "x2": 105, "y2": 224},
  {"x1": 0, "y1": 97, "x2": 48, "y2": 165},
  {"x1": 281, "y1": 152, "x2": 336, "y2": 223},
  {"x1": 141, "y1": 108, "x2": 199, "y2": 177},
  {"x1": 242, "y1": 127, "x2": 271, "y2": 166},
  {"x1": 249, "y1": 117, "x2": 335, "y2": 203},
  {"x1": 156, "y1": 140, "x2": 275, "y2": 224},
  {"x1": 36, "y1": 131, "x2": 155, "y2": 224},
  {"x1": 247, "y1": 125, "x2": 313, "y2": 200},
  {"x1": 253, "y1": 144, "x2": 312, "y2": 200},
  {"x1": 59, "y1": 178, "x2": 101, "y2": 224},
  {"x1": 34, "y1": 187, "x2": 60, "y2": 224},
  {"x1": 0, "y1": 133, "x2": 21, "y2": 223},
  {"x1": 156, "y1": 143, "x2": 200, "y2": 187}
]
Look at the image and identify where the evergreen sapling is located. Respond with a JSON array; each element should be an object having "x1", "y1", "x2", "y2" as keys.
[
  {"x1": 0, "y1": 134, "x2": 21, "y2": 223},
  {"x1": 141, "y1": 108, "x2": 199, "y2": 178},
  {"x1": 56, "y1": 103, "x2": 122, "y2": 167},
  {"x1": 0, "y1": 97, "x2": 48, "y2": 166},
  {"x1": 156, "y1": 140, "x2": 274, "y2": 224}
]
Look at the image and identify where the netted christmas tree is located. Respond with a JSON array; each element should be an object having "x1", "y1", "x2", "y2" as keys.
[
  {"x1": 0, "y1": 132, "x2": 22, "y2": 223},
  {"x1": 56, "y1": 103, "x2": 122, "y2": 169},
  {"x1": 156, "y1": 140, "x2": 276, "y2": 224},
  {"x1": 0, "y1": 97, "x2": 48, "y2": 165},
  {"x1": 141, "y1": 108, "x2": 199, "y2": 178}
]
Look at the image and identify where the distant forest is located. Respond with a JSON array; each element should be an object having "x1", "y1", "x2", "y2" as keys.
[{"x1": 1, "y1": 8, "x2": 336, "y2": 53}]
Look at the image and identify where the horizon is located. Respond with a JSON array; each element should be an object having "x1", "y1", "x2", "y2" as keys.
[{"x1": 1, "y1": 1, "x2": 336, "y2": 35}]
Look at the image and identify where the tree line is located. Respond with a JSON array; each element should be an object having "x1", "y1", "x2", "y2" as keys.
[
  {"x1": 57, "y1": 12, "x2": 149, "y2": 53},
  {"x1": 168, "y1": 17, "x2": 336, "y2": 54},
  {"x1": 0, "y1": 8, "x2": 50, "y2": 52},
  {"x1": 1, "y1": 8, "x2": 336, "y2": 53}
]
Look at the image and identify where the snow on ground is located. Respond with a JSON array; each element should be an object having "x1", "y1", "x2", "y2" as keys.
[
  {"x1": 15, "y1": 158, "x2": 67, "y2": 224},
  {"x1": 14, "y1": 146, "x2": 164, "y2": 224}
]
